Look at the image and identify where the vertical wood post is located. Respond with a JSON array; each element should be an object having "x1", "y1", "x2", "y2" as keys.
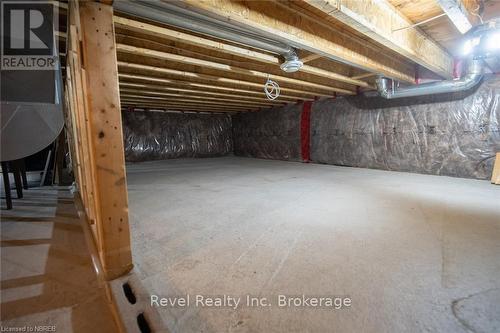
[
  {"x1": 79, "y1": 1, "x2": 132, "y2": 279},
  {"x1": 492, "y1": 153, "x2": 500, "y2": 185}
]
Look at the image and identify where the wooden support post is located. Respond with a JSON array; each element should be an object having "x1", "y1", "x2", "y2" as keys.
[
  {"x1": 79, "y1": 1, "x2": 132, "y2": 279},
  {"x1": 492, "y1": 153, "x2": 500, "y2": 185}
]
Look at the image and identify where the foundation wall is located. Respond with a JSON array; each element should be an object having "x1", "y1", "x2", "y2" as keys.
[
  {"x1": 122, "y1": 111, "x2": 233, "y2": 162},
  {"x1": 232, "y1": 76, "x2": 500, "y2": 179}
]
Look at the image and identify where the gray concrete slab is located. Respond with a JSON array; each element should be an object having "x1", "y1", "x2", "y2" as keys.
[{"x1": 126, "y1": 157, "x2": 500, "y2": 333}]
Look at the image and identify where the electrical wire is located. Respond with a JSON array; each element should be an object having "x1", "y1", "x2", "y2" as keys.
[
  {"x1": 264, "y1": 75, "x2": 280, "y2": 100},
  {"x1": 471, "y1": 3, "x2": 484, "y2": 24}
]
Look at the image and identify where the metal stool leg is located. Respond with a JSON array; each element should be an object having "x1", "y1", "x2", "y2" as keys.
[
  {"x1": 19, "y1": 159, "x2": 28, "y2": 189},
  {"x1": 1, "y1": 162, "x2": 12, "y2": 210},
  {"x1": 12, "y1": 161, "x2": 23, "y2": 199}
]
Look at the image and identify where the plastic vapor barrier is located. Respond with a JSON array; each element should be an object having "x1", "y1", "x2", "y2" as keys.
[
  {"x1": 232, "y1": 104, "x2": 302, "y2": 161},
  {"x1": 123, "y1": 111, "x2": 233, "y2": 162},
  {"x1": 233, "y1": 76, "x2": 500, "y2": 179}
]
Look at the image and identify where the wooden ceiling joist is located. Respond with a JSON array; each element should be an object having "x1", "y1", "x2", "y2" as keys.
[
  {"x1": 301, "y1": 54, "x2": 323, "y2": 63},
  {"x1": 122, "y1": 106, "x2": 245, "y2": 114},
  {"x1": 116, "y1": 44, "x2": 355, "y2": 95},
  {"x1": 121, "y1": 101, "x2": 253, "y2": 113},
  {"x1": 303, "y1": 0, "x2": 454, "y2": 79},
  {"x1": 118, "y1": 62, "x2": 327, "y2": 98},
  {"x1": 351, "y1": 72, "x2": 378, "y2": 80},
  {"x1": 119, "y1": 88, "x2": 281, "y2": 107},
  {"x1": 120, "y1": 94, "x2": 257, "y2": 109},
  {"x1": 114, "y1": 16, "x2": 371, "y2": 88},
  {"x1": 121, "y1": 101, "x2": 248, "y2": 113},
  {"x1": 436, "y1": 0, "x2": 476, "y2": 34},
  {"x1": 180, "y1": 0, "x2": 417, "y2": 82},
  {"x1": 123, "y1": 98, "x2": 247, "y2": 112},
  {"x1": 119, "y1": 82, "x2": 286, "y2": 104},
  {"x1": 120, "y1": 100, "x2": 254, "y2": 113},
  {"x1": 118, "y1": 73, "x2": 310, "y2": 101}
]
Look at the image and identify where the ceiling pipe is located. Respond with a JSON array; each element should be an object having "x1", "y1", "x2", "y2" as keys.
[
  {"x1": 376, "y1": 59, "x2": 483, "y2": 99},
  {"x1": 376, "y1": 18, "x2": 500, "y2": 99},
  {"x1": 113, "y1": 0, "x2": 303, "y2": 72}
]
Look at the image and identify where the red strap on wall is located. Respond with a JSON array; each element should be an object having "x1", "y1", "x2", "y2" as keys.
[{"x1": 300, "y1": 101, "x2": 313, "y2": 162}]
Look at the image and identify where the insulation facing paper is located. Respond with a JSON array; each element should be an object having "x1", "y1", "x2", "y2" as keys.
[
  {"x1": 122, "y1": 111, "x2": 233, "y2": 162},
  {"x1": 233, "y1": 76, "x2": 500, "y2": 179}
]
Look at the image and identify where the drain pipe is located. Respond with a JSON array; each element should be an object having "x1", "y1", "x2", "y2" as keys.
[
  {"x1": 113, "y1": 0, "x2": 303, "y2": 72},
  {"x1": 376, "y1": 59, "x2": 484, "y2": 99}
]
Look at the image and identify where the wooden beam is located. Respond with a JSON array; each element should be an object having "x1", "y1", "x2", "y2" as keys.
[
  {"x1": 118, "y1": 73, "x2": 311, "y2": 101},
  {"x1": 436, "y1": 0, "x2": 476, "y2": 34},
  {"x1": 351, "y1": 72, "x2": 378, "y2": 80},
  {"x1": 303, "y1": 0, "x2": 454, "y2": 78},
  {"x1": 181, "y1": 0, "x2": 416, "y2": 82},
  {"x1": 114, "y1": 16, "x2": 369, "y2": 88},
  {"x1": 116, "y1": 44, "x2": 355, "y2": 95},
  {"x1": 492, "y1": 153, "x2": 500, "y2": 185},
  {"x1": 118, "y1": 61, "x2": 322, "y2": 97},
  {"x1": 79, "y1": 1, "x2": 132, "y2": 280},
  {"x1": 119, "y1": 82, "x2": 285, "y2": 104},
  {"x1": 301, "y1": 54, "x2": 323, "y2": 63}
]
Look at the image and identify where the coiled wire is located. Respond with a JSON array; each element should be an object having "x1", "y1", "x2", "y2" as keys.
[{"x1": 264, "y1": 75, "x2": 280, "y2": 100}]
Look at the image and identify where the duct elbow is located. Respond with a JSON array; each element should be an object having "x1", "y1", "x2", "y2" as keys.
[{"x1": 376, "y1": 60, "x2": 484, "y2": 99}]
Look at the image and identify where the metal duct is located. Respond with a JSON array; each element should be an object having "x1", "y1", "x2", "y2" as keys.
[
  {"x1": 113, "y1": 0, "x2": 303, "y2": 72},
  {"x1": 376, "y1": 59, "x2": 484, "y2": 99}
]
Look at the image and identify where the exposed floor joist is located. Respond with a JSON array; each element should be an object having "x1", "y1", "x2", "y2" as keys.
[
  {"x1": 303, "y1": 0, "x2": 454, "y2": 78},
  {"x1": 122, "y1": 107, "x2": 244, "y2": 114},
  {"x1": 119, "y1": 82, "x2": 286, "y2": 104},
  {"x1": 110, "y1": 0, "x2": 470, "y2": 111},
  {"x1": 351, "y1": 72, "x2": 378, "y2": 80},
  {"x1": 118, "y1": 73, "x2": 311, "y2": 101},
  {"x1": 180, "y1": 0, "x2": 417, "y2": 82},
  {"x1": 117, "y1": 62, "x2": 329, "y2": 98},
  {"x1": 114, "y1": 16, "x2": 372, "y2": 88},
  {"x1": 122, "y1": 98, "x2": 251, "y2": 112},
  {"x1": 436, "y1": 0, "x2": 476, "y2": 34},
  {"x1": 120, "y1": 88, "x2": 282, "y2": 107},
  {"x1": 116, "y1": 44, "x2": 356, "y2": 95},
  {"x1": 301, "y1": 53, "x2": 323, "y2": 63},
  {"x1": 120, "y1": 94, "x2": 259, "y2": 109}
]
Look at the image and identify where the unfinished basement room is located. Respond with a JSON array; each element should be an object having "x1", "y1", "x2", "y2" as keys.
[{"x1": 1, "y1": 0, "x2": 500, "y2": 332}]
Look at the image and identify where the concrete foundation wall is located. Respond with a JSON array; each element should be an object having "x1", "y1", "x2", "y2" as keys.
[
  {"x1": 122, "y1": 111, "x2": 233, "y2": 162},
  {"x1": 232, "y1": 76, "x2": 500, "y2": 179}
]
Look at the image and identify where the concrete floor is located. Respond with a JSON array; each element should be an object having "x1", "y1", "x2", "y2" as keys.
[
  {"x1": 126, "y1": 156, "x2": 500, "y2": 333},
  {"x1": 0, "y1": 187, "x2": 118, "y2": 332}
]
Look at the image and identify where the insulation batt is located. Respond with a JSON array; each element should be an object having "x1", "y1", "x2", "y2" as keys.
[
  {"x1": 233, "y1": 76, "x2": 500, "y2": 179},
  {"x1": 232, "y1": 103, "x2": 303, "y2": 161},
  {"x1": 122, "y1": 111, "x2": 232, "y2": 162}
]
